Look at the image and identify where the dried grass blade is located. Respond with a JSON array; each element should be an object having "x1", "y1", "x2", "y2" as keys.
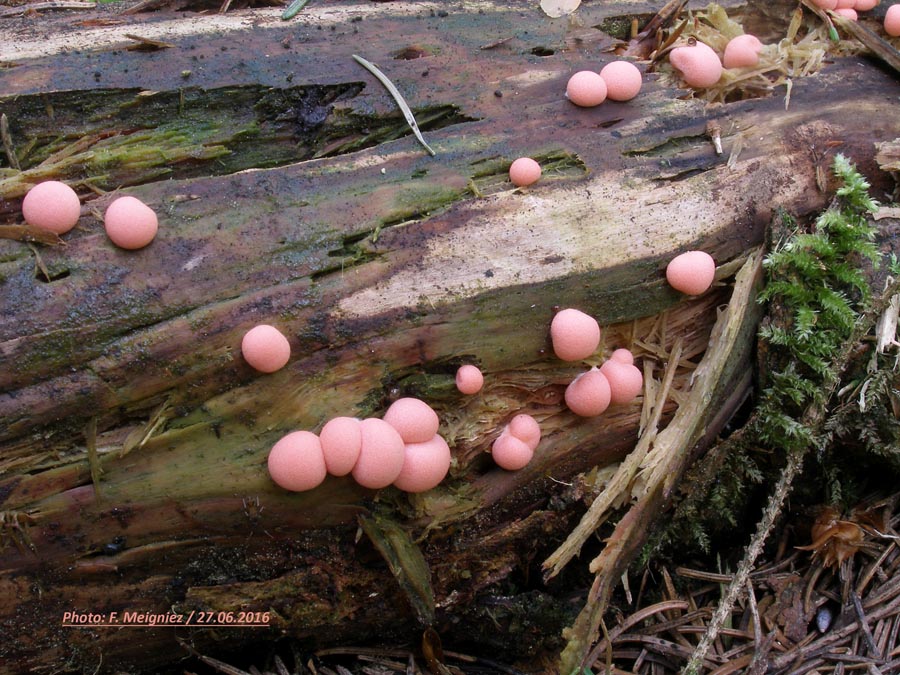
[
  {"x1": 352, "y1": 54, "x2": 436, "y2": 157},
  {"x1": 0, "y1": 225, "x2": 63, "y2": 246},
  {"x1": 281, "y1": 0, "x2": 311, "y2": 20}
]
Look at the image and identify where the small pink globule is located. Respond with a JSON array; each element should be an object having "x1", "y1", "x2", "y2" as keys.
[
  {"x1": 509, "y1": 157, "x2": 542, "y2": 187},
  {"x1": 241, "y1": 324, "x2": 291, "y2": 373},
  {"x1": 855, "y1": 0, "x2": 877, "y2": 10},
  {"x1": 610, "y1": 348, "x2": 635, "y2": 365},
  {"x1": 383, "y1": 397, "x2": 440, "y2": 444},
  {"x1": 456, "y1": 365, "x2": 484, "y2": 395},
  {"x1": 600, "y1": 359, "x2": 644, "y2": 405},
  {"x1": 669, "y1": 41, "x2": 723, "y2": 88},
  {"x1": 267, "y1": 430, "x2": 328, "y2": 492},
  {"x1": 507, "y1": 413, "x2": 541, "y2": 451},
  {"x1": 21, "y1": 181, "x2": 81, "y2": 234},
  {"x1": 550, "y1": 308, "x2": 601, "y2": 362},
  {"x1": 666, "y1": 250, "x2": 716, "y2": 296},
  {"x1": 834, "y1": 7, "x2": 858, "y2": 18},
  {"x1": 104, "y1": 196, "x2": 158, "y2": 250},
  {"x1": 723, "y1": 34, "x2": 763, "y2": 68},
  {"x1": 599, "y1": 61, "x2": 642, "y2": 101},
  {"x1": 888, "y1": 5, "x2": 900, "y2": 36},
  {"x1": 492, "y1": 432, "x2": 534, "y2": 471},
  {"x1": 393, "y1": 434, "x2": 452, "y2": 493},
  {"x1": 565, "y1": 367, "x2": 612, "y2": 417},
  {"x1": 319, "y1": 416, "x2": 362, "y2": 476},
  {"x1": 566, "y1": 70, "x2": 607, "y2": 107},
  {"x1": 352, "y1": 418, "x2": 406, "y2": 489}
]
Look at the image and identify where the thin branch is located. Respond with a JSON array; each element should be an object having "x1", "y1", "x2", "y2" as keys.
[
  {"x1": 681, "y1": 274, "x2": 900, "y2": 675},
  {"x1": 683, "y1": 449, "x2": 804, "y2": 675}
]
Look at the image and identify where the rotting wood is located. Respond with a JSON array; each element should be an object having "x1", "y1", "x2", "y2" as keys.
[
  {"x1": 558, "y1": 250, "x2": 765, "y2": 674},
  {"x1": 542, "y1": 337, "x2": 684, "y2": 581},
  {"x1": 1, "y1": 1, "x2": 900, "y2": 672}
]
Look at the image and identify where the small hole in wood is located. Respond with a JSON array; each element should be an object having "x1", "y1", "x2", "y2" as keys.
[
  {"x1": 393, "y1": 46, "x2": 430, "y2": 60},
  {"x1": 35, "y1": 267, "x2": 70, "y2": 283}
]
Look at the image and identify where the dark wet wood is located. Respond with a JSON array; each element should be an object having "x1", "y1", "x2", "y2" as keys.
[{"x1": 1, "y1": 0, "x2": 900, "y2": 671}]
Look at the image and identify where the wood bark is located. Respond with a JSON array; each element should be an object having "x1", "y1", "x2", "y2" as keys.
[{"x1": 1, "y1": 1, "x2": 899, "y2": 672}]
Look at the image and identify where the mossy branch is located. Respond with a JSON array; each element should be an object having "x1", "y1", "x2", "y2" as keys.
[{"x1": 681, "y1": 154, "x2": 892, "y2": 675}]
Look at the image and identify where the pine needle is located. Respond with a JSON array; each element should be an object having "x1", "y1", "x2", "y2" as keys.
[{"x1": 352, "y1": 54, "x2": 436, "y2": 157}]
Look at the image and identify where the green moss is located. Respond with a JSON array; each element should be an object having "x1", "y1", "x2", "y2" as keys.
[
  {"x1": 381, "y1": 183, "x2": 467, "y2": 226},
  {"x1": 598, "y1": 15, "x2": 652, "y2": 40},
  {"x1": 649, "y1": 154, "x2": 898, "y2": 559},
  {"x1": 469, "y1": 148, "x2": 587, "y2": 196},
  {"x1": 0, "y1": 87, "x2": 474, "y2": 198}
]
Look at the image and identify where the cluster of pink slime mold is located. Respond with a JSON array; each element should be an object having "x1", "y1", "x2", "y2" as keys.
[
  {"x1": 509, "y1": 60, "x2": 644, "y2": 190},
  {"x1": 268, "y1": 397, "x2": 451, "y2": 494},
  {"x1": 21, "y1": 180, "x2": 158, "y2": 249}
]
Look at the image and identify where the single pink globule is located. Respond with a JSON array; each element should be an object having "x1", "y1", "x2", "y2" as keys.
[
  {"x1": 550, "y1": 308, "x2": 601, "y2": 361},
  {"x1": 383, "y1": 397, "x2": 440, "y2": 444},
  {"x1": 666, "y1": 250, "x2": 716, "y2": 296},
  {"x1": 21, "y1": 181, "x2": 81, "y2": 234},
  {"x1": 834, "y1": 7, "x2": 858, "y2": 18},
  {"x1": 509, "y1": 157, "x2": 542, "y2": 187},
  {"x1": 241, "y1": 324, "x2": 291, "y2": 373},
  {"x1": 610, "y1": 348, "x2": 635, "y2": 365},
  {"x1": 566, "y1": 70, "x2": 607, "y2": 107},
  {"x1": 267, "y1": 430, "x2": 327, "y2": 492},
  {"x1": 492, "y1": 432, "x2": 534, "y2": 471},
  {"x1": 600, "y1": 359, "x2": 644, "y2": 405},
  {"x1": 507, "y1": 413, "x2": 541, "y2": 451},
  {"x1": 599, "y1": 61, "x2": 642, "y2": 101},
  {"x1": 104, "y1": 195, "x2": 158, "y2": 250},
  {"x1": 888, "y1": 5, "x2": 900, "y2": 36},
  {"x1": 393, "y1": 434, "x2": 452, "y2": 493},
  {"x1": 669, "y1": 41, "x2": 723, "y2": 88},
  {"x1": 723, "y1": 34, "x2": 763, "y2": 68},
  {"x1": 352, "y1": 418, "x2": 406, "y2": 489},
  {"x1": 319, "y1": 416, "x2": 362, "y2": 476},
  {"x1": 456, "y1": 365, "x2": 484, "y2": 395},
  {"x1": 855, "y1": 0, "x2": 877, "y2": 10},
  {"x1": 565, "y1": 367, "x2": 612, "y2": 417}
]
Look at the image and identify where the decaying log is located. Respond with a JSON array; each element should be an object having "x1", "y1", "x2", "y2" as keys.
[{"x1": 1, "y1": 0, "x2": 899, "y2": 672}]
